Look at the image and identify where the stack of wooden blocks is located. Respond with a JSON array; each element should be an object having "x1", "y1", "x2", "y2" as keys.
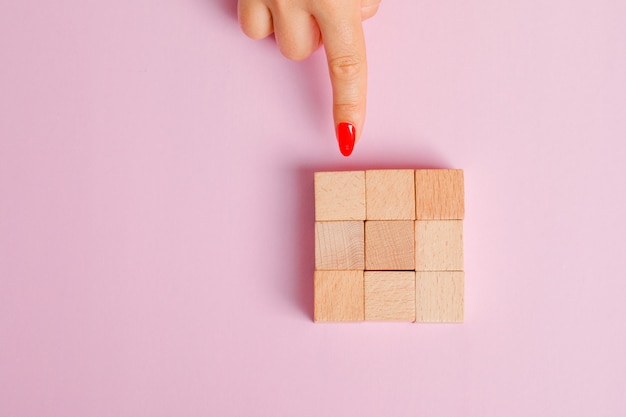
[{"x1": 314, "y1": 169, "x2": 465, "y2": 323}]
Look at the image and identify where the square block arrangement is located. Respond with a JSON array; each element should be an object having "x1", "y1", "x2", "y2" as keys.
[{"x1": 314, "y1": 169, "x2": 465, "y2": 323}]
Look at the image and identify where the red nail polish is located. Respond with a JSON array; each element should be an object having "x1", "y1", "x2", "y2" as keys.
[{"x1": 337, "y1": 123, "x2": 356, "y2": 157}]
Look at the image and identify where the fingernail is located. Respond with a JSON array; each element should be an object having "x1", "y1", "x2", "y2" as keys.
[{"x1": 337, "y1": 123, "x2": 356, "y2": 157}]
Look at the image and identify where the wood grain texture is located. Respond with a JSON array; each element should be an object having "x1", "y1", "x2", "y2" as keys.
[
  {"x1": 415, "y1": 220, "x2": 463, "y2": 271},
  {"x1": 415, "y1": 169, "x2": 464, "y2": 220},
  {"x1": 415, "y1": 271, "x2": 464, "y2": 322},
  {"x1": 364, "y1": 271, "x2": 415, "y2": 321},
  {"x1": 314, "y1": 171, "x2": 365, "y2": 221},
  {"x1": 315, "y1": 221, "x2": 364, "y2": 270},
  {"x1": 314, "y1": 270, "x2": 364, "y2": 322},
  {"x1": 365, "y1": 169, "x2": 415, "y2": 220},
  {"x1": 365, "y1": 220, "x2": 415, "y2": 270}
]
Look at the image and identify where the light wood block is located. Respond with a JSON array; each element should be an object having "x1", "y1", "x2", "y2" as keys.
[
  {"x1": 415, "y1": 220, "x2": 463, "y2": 271},
  {"x1": 415, "y1": 271, "x2": 464, "y2": 322},
  {"x1": 365, "y1": 221, "x2": 415, "y2": 270},
  {"x1": 315, "y1": 171, "x2": 365, "y2": 221},
  {"x1": 314, "y1": 270, "x2": 364, "y2": 322},
  {"x1": 364, "y1": 271, "x2": 415, "y2": 321},
  {"x1": 365, "y1": 170, "x2": 415, "y2": 220},
  {"x1": 415, "y1": 169, "x2": 464, "y2": 220},
  {"x1": 315, "y1": 221, "x2": 364, "y2": 270}
]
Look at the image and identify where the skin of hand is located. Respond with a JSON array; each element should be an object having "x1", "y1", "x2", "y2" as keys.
[{"x1": 238, "y1": 0, "x2": 380, "y2": 156}]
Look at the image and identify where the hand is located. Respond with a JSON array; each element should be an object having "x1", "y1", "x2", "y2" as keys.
[{"x1": 238, "y1": 0, "x2": 380, "y2": 156}]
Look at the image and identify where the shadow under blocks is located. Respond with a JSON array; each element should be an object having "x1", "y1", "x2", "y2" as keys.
[{"x1": 314, "y1": 169, "x2": 465, "y2": 323}]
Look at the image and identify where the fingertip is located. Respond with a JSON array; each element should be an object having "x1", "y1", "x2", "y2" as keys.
[{"x1": 337, "y1": 122, "x2": 356, "y2": 157}]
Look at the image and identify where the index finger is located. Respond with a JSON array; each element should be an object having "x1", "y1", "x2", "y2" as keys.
[{"x1": 315, "y1": 2, "x2": 367, "y2": 157}]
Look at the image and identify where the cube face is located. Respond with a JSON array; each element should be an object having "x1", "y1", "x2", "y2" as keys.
[
  {"x1": 314, "y1": 171, "x2": 365, "y2": 221},
  {"x1": 415, "y1": 220, "x2": 463, "y2": 271},
  {"x1": 415, "y1": 271, "x2": 464, "y2": 322},
  {"x1": 314, "y1": 271, "x2": 364, "y2": 322},
  {"x1": 315, "y1": 221, "x2": 364, "y2": 270},
  {"x1": 415, "y1": 169, "x2": 464, "y2": 220},
  {"x1": 366, "y1": 170, "x2": 415, "y2": 220},
  {"x1": 313, "y1": 169, "x2": 465, "y2": 324},
  {"x1": 365, "y1": 221, "x2": 415, "y2": 271},
  {"x1": 365, "y1": 271, "x2": 415, "y2": 321}
]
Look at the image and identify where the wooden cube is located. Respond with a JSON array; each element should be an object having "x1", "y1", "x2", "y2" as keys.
[
  {"x1": 415, "y1": 220, "x2": 463, "y2": 271},
  {"x1": 365, "y1": 221, "x2": 415, "y2": 270},
  {"x1": 415, "y1": 271, "x2": 464, "y2": 322},
  {"x1": 315, "y1": 221, "x2": 364, "y2": 270},
  {"x1": 415, "y1": 169, "x2": 464, "y2": 220},
  {"x1": 314, "y1": 171, "x2": 365, "y2": 221},
  {"x1": 314, "y1": 270, "x2": 364, "y2": 322},
  {"x1": 366, "y1": 170, "x2": 415, "y2": 220},
  {"x1": 364, "y1": 271, "x2": 415, "y2": 321}
]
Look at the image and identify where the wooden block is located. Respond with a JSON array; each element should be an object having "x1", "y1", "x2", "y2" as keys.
[
  {"x1": 315, "y1": 171, "x2": 365, "y2": 221},
  {"x1": 415, "y1": 271, "x2": 464, "y2": 322},
  {"x1": 365, "y1": 221, "x2": 415, "y2": 270},
  {"x1": 364, "y1": 271, "x2": 415, "y2": 321},
  {"x1": 314, "y1": 270, "x2": 364, "y2": 322},
  {"x1": 415, "y1": 220, "x2": 463, "y2": 271},
  {"x1": 365, "y1": 170, "x2": 415, "y2": 220},
  {"x1": 315, "y1": 221, "x2": 364, "y2": 270},
  {"x1": 415, "y1": 169, "x2": 464, "y2": 220}
]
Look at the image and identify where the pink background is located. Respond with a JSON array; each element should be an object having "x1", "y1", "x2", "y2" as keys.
[{"x1": 2, "y1": 0, "x2": 626, "y2": 415}]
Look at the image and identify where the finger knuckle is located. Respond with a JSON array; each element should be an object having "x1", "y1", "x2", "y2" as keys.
[
  {"x1": 282, "y1": 49, "x2": 310, "y2": 61},
  {"x1": 279, "y1": 43, "x2": 313, "y2": 61},
  {"x1": 328, "y1": 55, "x2": 363, "y2": 81},
  {"x1": 239, "y1": 15, "x2": 271, "y2": 40},
  {"x1": 361, "y1": 5, "x2": 380, "y2": 20},
  {"x1": 242, "y1": 25, "x2": 265, "y2": 40}
]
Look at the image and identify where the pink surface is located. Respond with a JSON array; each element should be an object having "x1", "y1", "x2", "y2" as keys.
[{"x1": 2, "y1": 1, "x2": 626, "y2": 415}]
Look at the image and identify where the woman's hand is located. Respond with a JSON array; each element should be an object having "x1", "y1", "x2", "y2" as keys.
[{"x1": 238, "y1": 0, "x2": 380, "y2": 156}]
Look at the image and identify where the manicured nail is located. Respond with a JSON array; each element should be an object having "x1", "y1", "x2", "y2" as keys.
[{"x1": 337, "y1": 122, "x2": 356, "y2": 157}]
